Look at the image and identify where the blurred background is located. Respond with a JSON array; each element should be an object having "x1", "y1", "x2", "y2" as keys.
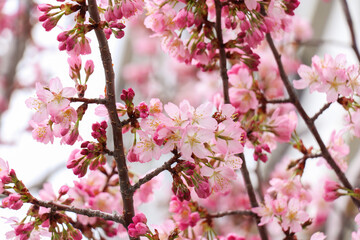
[{"x1": 1, "y1": 0, "x2": 360, "y2": 239}]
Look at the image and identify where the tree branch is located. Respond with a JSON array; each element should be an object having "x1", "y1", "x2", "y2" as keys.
[
  {"x1": 87, "y1": 0, "x2": 136, "y2": 232},
  {"x1": 68, "y1": 97, "x2": 106, "y2": 104},
  {"x1": 264, "y1": 31, "x2": 360, "y2": 209},
  {"x1": 265, "y1": 98, "x2": 292, "y2": 104},
  {"x1": 239, "y1": 153, "x2": 269, "y2": 240},
  {"x1": 2, "y1": 190, "x2": 125, "y2": 225},
  {"x1": 206, "y1": 209, "x2": 256, "y2": 218},
  {"x1": 340, "y1": 0, "x2": 360, "y2": 62},
  {"x1": 311, "y1": 102, "x2": 332, "y2": 122},
  {"x1": 214, "y1": 2, "x2": 268, "y2": 238},
  {"x1": 131, "y1": 153, "x2": 180, "y2": 192},
  {"x1": 214, "y1": 0, "x2": 230, "y2": 104}
]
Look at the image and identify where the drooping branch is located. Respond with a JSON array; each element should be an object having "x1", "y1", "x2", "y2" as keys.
[
  {"x1": 2, "y1": 190, "x2": 125, "y2": 225},
  {"x1": 340, "y1": 0, "x2": 360, "y2": 62},
  {"x1": 87, "y1": 0, "x2": 136, "y2": 230},
  {"x1": 131, "y1": 153, "x2": 180, "y2": 192},
  {"x1": 265, "y1": 31, "x2": 360, "y2": 209}
]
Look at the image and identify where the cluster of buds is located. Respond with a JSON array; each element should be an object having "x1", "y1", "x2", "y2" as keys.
[
  {"x1": 104, "y1": 22, "x2": 126, "y2": 40},
  {"x1": 67, "y1": 56, "x2": 94, "y2": 97},
  {"x1": 128, "y1": 213, "x2": 150, "y2": 238},
  {"x1": 253, "y1": 143, "x2": 271, "y2": 163},
  {"x1": 91, "y1": 121, "x2": 107, "y2": 144},
  {"x1": 67, "y1": 121, "x2": 108, "y2": 177},
  {"x1": 120, "y1": 88, "x2": 135, "y2": 106},
  {"x1": 57, "y1": 29, "x2": 92, "y2": 56},
  {"x1": 171, "y1": 161, "x2": 211, "y2": 201},
  {"x1": 38, "y1": 2, "x2": 84, "y2": 32}
]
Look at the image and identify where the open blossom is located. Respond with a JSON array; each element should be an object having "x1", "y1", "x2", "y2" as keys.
[
  {"x1": 180, "y1": 126, "x2": 212, "y2": 161},
  {"x1": 30, "y1": 121, "x2": 54, "y2": 144},
  {"x1": 281, "y1": 198, "x2": 309, "y2": 233},
  {"x1": 252, "y1": 195, "x2": 275, "y2": 225},
  {"x1": 201, "y1": 165, "x2": 237, "y2": 193},
  {"x1": 0, "y1": 158, "x2": 9, "y2": 178},
  {"x1": 294, "y1": 54, "x2": 353, "y2": 102},
  {"x1": 33, "y1": 77, "x2": 76, "y2": 117},
  {"x1": 133, "y1": 130, "x2": 161, "y2": 163}
]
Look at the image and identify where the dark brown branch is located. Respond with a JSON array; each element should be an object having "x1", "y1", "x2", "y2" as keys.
[
  {"x1": 265, "y1": 31, "x2": 360, "y2": 209},
  {"x1": 207, "y1": 210, "x2": 256, "y2": 218},
  {"x1": 311, "y1": 102, "x2": 332, "y2": 122},
  {"x1": 265, "y1": 98, "x2": 292, "y2": 104},
  {"x1": 214, "y1": 2, "x2": 268, "y2": 238},
  {"x1": 239, "y1": 153, "x2": 269, "y2": 240},
  {"x1": 87, "y1": 0, "x2": 136, "y2": 232},
  {"x1": 2, "y1": 190, "x2": 125, "y2": 225},
  {"x1": 68, "y1": 97, "x2": 106, "y2": 104},
  {"x1": 340, "y1": 0, "x2": 360, "y2": 62},
  {"x1": 214, "y1": 0, "x2": 230, "y2": 104},
  {"x1": 131, "y1": 153, "x2": 180, "y2": 192}
]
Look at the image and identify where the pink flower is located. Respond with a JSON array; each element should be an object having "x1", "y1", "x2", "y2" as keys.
[
  {"x1": 201, "y1": 165, "x2": 237, "y2": 193},
  {"x1": 36, "y1": 77, "x2": 76, "y2": 117},
  {"x1": 252, "y1": 194, "x2": 275, "y2": 225},
  {"x1": 180, "y1": 126, "x2": 212, "y2": 161},
  {"x1": 25, "y1": 97, "x2": 48, "y2": 123},
  {"x1": 267, "y1": 108, "x2": 297, "y2": 142},
  {"x1": 281, "y1": 198, "x2": 309, "y2": 233},
  {"x1": 30, "y1": 121, "x2": 54, "y2": 144},
  {"x1": 133, "y1": 130, "x2": 161, "y2": 163},
  {"x1": 229, "y1": 88, "x2": 258, "y2": 113},
  {"x1": 0, "y1": 158, "x2": 9, "y2": 178}
]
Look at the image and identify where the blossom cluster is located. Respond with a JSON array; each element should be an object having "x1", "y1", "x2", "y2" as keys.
[
  {"x1": 253, "y1": 176, "x2": 311, "y2": 234},
  {"x1": 25, "y1": 77, "x2": 82, "y2": 145}
]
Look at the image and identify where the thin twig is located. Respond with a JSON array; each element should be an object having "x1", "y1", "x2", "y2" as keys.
[
  {"x1": 207, "y1": 210, "x2": 256, "y2": 218},
  {"x1": 87, "y1": 0, "x2": 136, "y2": 232},
  {"x1": 131, "y1": 153, "x2": 180, "y2": 192},
  {"x1": 340, "y1": 0, "x2": 360, "y2": 62},
  {"x1": 311, "y1": 102, "x2": 332, "y2": 122},
  {"x1": 68, "y1": 97, "x2": 106, "y2": 104},
  {"x1": 265, "y1": 31, "x2": 360, "y2": 209}
]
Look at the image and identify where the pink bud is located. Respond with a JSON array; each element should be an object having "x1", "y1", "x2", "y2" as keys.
[
  {"x1": 42, "y1": 17, "x2": 59, "y2": 31},
  {"x1": 114, "y1": 30, "x2": 125, "y2": 39},
  {"x1": 85, "y1": 60, "x2": 94, "y2": 75},
  {"x1": 38, "y1": 4, "x2": 53, "y2": 12},
  {"x1": 132, "y1": 213, "x2": 147, "y2": 224},
  {"x1": 58, "y1": 185, "x2": 69, "y2": 195}
]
